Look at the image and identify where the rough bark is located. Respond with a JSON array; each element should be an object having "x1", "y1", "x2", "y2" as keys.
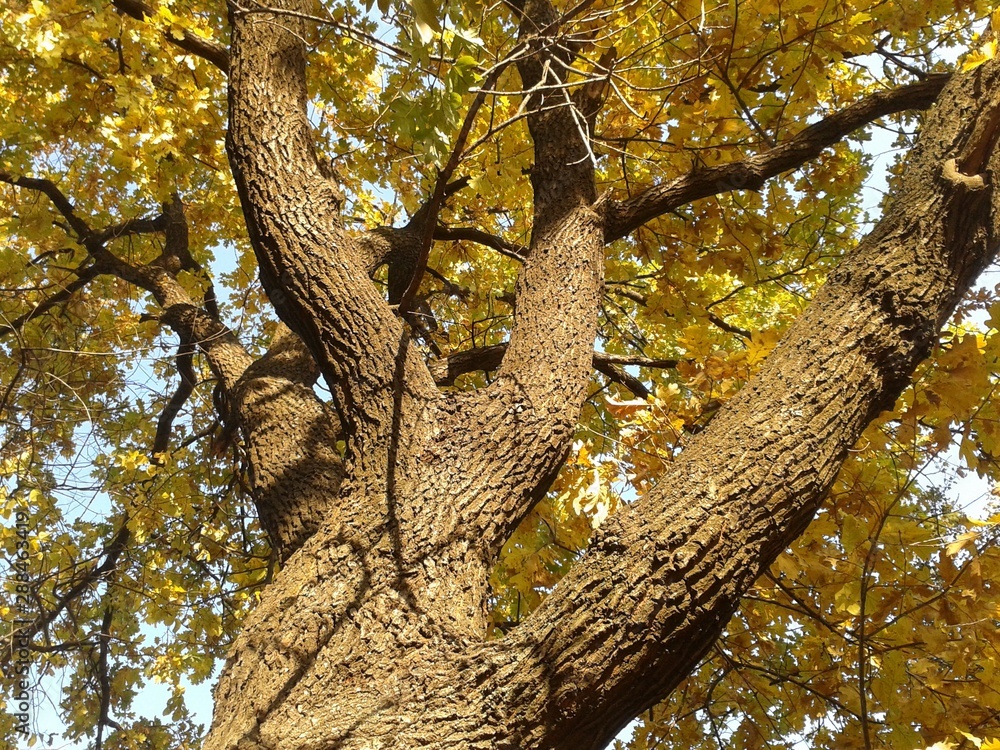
[
  {"x1": 226, "y1": 0, "x2": 439, "y2": 486},
  {"x1": 203, "y1": 2, "x2": 1000, "y2": 747},
  {"x1": 232, "y1": 325, "x2": 344, "y2": 562},
  {"x1": 487, "y1": 64, "x2": 1000, "y2": 748},
  {"x1": 97, "y1": 203, "x2": 343, "y2": 564},
  {"x1": 159, "y1": 304, "x2": 343, "y2": 565}
]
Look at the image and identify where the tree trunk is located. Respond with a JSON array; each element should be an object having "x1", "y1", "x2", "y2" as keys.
[{"x1": 203, "y1": 2, "x2": 1000, "y2": 746}]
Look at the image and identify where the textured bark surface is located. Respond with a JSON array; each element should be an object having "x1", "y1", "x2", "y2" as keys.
[
  {"x1": 232, "y1": 325, "x2": 344, "y2": 562},
  {"x1": 190, "y1": 1, "x2": 1000, "y2": 747}
]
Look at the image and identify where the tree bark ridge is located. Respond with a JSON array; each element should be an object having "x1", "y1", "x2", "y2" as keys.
[
  {"x1": 226, "y1": 0, "x2": 438, "y2": 485},
  {"x1": 474, "y1": 58, "x2": 1000, "y2": 750},
  {"x1": 204, "y1": 11, "x2": 1000, "y2": 750},
  {"x1": 207, "y1": 55, "x2": 1000, "y2": 750}
]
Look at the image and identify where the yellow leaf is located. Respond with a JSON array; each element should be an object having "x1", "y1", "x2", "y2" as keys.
[
  {"x1": 961, "y1": 40, "x2": 997, "y2": 73},
  {"x1": 960, "y1": 731, "x2": 983, "y2": 748},
  {"x1": 841, "y1": 513, "x2": 868, "y2": 555},
  {"x1": 411, "y1": 0, "x2": 439, "y2": 41},
  {"x1": 945, "y1": 531, "x2": 979, "y2": 558}
]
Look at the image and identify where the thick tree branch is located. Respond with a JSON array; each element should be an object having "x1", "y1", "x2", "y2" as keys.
[
  {"x1": 433, "y1": 0, "x2": 607, "y2": 554},
  {"x1": 1, "y1": 173, "x2": 341, "y2": 562},
  {"x1": 231, "y1": 325, "x2": 344, "y2": 561},
  {"x1": 110, "y1": 0, "x2": 230, "y2": 73},
  {"x1": 476, "y1": 59, "x2": 1000, "y2": 750},
  {"x1": 227, "y1": 0, "x2": 438, "y2": 479},
  {"x1": 152, "y1": 336, "x2": 198, "y2": 462},
  {"x1": 498, "y1": 0, "x2": 602, "y2": 393},
  {"x1": 0, "y1": 172, "x2": 93, "y2": 238},
  {"x1": 356, "y1": 224, "x2": 421, "y2": 280},
  {"x1": 178, "y1": 322, "x2": 342, "y2": 563},
  {"x1": 77, "y1": 219, "x2": 254, "y2": 390},
  {"x1": 155, "y1": 304, "x2": 250, "y2": 387},
  {"x1": 150, "y1": 308, "x2": 342, "y2": 562},
  {"x1": 604, "y1": 74, "x2": 951, "y2": 242},
  {"x1": 429, "y1": 343, "x2": 508, "y2": 384},
  {"x1": 142, "y1": 297, "x2": 340, "y2": 563}
]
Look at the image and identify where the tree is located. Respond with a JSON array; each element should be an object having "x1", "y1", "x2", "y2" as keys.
[{"x1": 2, "y1": 0, "x2": 1000, "y2": 747}]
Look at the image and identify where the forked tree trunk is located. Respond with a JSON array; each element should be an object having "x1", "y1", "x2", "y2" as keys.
[{"x1": 203, "y1": 2, "x2": 1000, "y2": 747}]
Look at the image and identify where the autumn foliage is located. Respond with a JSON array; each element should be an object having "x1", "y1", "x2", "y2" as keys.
[{"x1": 2, "y1": 0, "x2": 1000, "y2": 748}]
